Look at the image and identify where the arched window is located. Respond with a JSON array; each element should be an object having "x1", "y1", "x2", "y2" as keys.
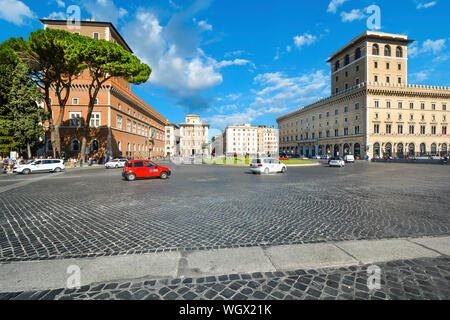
[
  {"x1": 384, "y1": 45, "x2": 391, "y2": 57},
  {"x1": 343, "y1": 144, "x2": 350, "y2": 155},
  {"x1": 431, "y1": 143, "x2": 437, "y2": 156},
  {"x1": 441, "y1": 143, "x2": 448, "y2": 156},
  {"x1": 91, "y1": 140, "x2": 99, "y2": 152},
  {"x1": 420, "y1": 143, "x2": 426, "y2": 156},
  {"x1": 385, "y1": 143, "x2": 392, "y2": 156},
  {"x1": 397, "y1": 143, "x2": 404, "y2": 158},
  {"x1": 396, "y1": 46, "x2": 403, "y2": 58},
  {"x1": 355, "y1": 47, "x2": 362, "y2": 60},
  {"x1": 374, "y1": 143, "x2": 380, "y2": 156},
  {"x1": 354, "y1": 143, "x2": 361, "y2": 157},
  {"x1": 408, "y1": 143, "x2": 415, "y2": 157},
  {"x1": 335, "y1": 60, "x2": 340, "y2": 71},
  {"x1": 372, "y1": 44, "x2": 379, "y2": 55},
  {"x1": 72, "y1": 139, "x2": 80, "y2": 152},
  {"x1": 344, "y1": 55, "x2": 350, "y2": 66}
]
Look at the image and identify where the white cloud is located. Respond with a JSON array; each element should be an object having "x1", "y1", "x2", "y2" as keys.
[
  {"x1": 417, "y1": 1, "x2": 437, "y2": 9},
  {"x1": 341, "y1": 9, "x2": 366, "y2": 22},
  {"x1": 196, "y1": 19, "x2": 212, "y2": 31},
  {"x1": 121, "y1": 4, "x2": 251, "y2": 111},
  {"x1": 55, "y1": 0, "x2": 65, "y2": 8},
  {"x1": 0, "y1": 0, "x2": 34, "y2": 25},
  {"x1": 252, "y1": 70, "x2": 330, "y2": 108},
  {"x1": 83, "y1": 0, "x2": 128, "y2": 25},
  {"x1": 327, "y1": 0, "x2": 349, "y2": 13},
  {"x1": 45, "y1": 11, "x2": 67, "y2": 20},
  {"x1": 410, "y1": 39, "x2": 446, "y2": 58},
  {"x1": 411, "y1": 70, "x2": 430, "y2": 82},
  {"x1": 224, "y1": 50, "x2": 246, "y2": 58},
  {"x1": 293, "y1": 33, "x2": 317, "y2": 49},
  {"x1": 206, "y1": 106, "x2": 287, "y2": 128},
  {"x1": 422, "y1": 39, "x2": 446, "y2": 54}
]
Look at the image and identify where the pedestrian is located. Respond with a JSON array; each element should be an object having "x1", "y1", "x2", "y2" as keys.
[{"x1": 74, "y1": 158, "x2": 77, "y2": 168}]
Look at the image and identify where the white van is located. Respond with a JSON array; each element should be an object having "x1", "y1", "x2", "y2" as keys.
[
  {"x1": 13, "y1": 159, "x2": 65, "y2": 175},
  {"x1": 250, "y1": 158, "x2": 287, "y2": 174},
  {"x1": 344, "y1": 155, "x2": 355, "y2": 163}
]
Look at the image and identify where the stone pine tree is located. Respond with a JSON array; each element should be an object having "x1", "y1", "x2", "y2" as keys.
[
  {"x1": 0, "y1": 39, "x2": 20, "y2": 156},
  {"x1": 78, "y1": 37, "x2": 151, "y2": 162},
  {"x1": 8, "y1": 62, "x2": 46, "y2": 158},
  {"x1": 17, "y1": 29, "x2": 86, "y2": 158}
]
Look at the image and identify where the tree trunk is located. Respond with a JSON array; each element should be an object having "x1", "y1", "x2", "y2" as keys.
[
  {"x1": 80, "y1": 125, "x2": 88, "y2": 163},
  {"x1": 27, "y1": 141, "x2": 31, "y2": 159},
  {"x1": 51, "y1": 125, "x2": 61, "y2": 159}
]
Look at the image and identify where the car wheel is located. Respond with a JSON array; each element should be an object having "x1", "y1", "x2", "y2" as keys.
[
  {"x1": 54, "y1": 167, "x2": 61, "y2": 173},
  {"x1": 160, "y1": 172, "x2": 168, "y2": 179},
  {"x1": 127, "y1": 173, "x2": 136, "y2": 181},
  {"x1": 281, "y1": 167, "x2": 286, "y2": 174},
  {"x1": 23, "y1": 169, "x2": 31, "y2": 175},
  {"x1": 115, "y1": 164, "x2": 119, "y2": 169},
  {"x1": 264, "y1": 168, "x2": 269, "y2": 175}
]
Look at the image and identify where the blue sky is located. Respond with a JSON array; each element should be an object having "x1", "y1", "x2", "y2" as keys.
[{"x1": 1, "y1": 0, "x2": 449, "y2": 139}]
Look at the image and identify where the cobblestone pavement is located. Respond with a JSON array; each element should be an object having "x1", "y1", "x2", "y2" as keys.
[
  {"x1": 1, "y1": 256, "x2": 449, "y2": 300},
  {"x1": 0, "y1": 161, "x2": 449, "y2": 262}
]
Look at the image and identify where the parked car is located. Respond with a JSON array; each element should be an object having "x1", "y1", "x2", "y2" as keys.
[
  {"x1": 329, "y1": 157, "x2": 345, "y2": 168},
  {"x1": 250, "y1": 158, "x2": 287, "y2": 174},
  {"x1": 344, "y1": 154, "x2": 355, "y2": 163},
  {"x1": 13, "y1": 159, "x2": 65, "y2": 175},
  {"x1": 105, "y1": 158, "x2": 127, "y2": 169},
  {"x1": 122, "y1": 159, "x2": 171, "y2": 181}
]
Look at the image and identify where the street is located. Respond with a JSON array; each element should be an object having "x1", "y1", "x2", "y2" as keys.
[{"x1": 0, "y1": 161, "x2": 449, "y2": 299}]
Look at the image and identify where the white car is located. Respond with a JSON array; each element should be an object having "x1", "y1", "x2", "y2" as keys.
[
  {"x1": 250, "y1": 158, "x2": 287, "y2": 174},
  {"x1": 329, "y1": 158, "x2": 345, "y2": 168},
  {"x1": 344, "y1": 155, "x2": 355, "y2": 163},
  {"x1": 105, "y1": 159, "x2": 127, "y2": 169},
  {"x1": 13, "y1": 159, "x2": 65, "y2": 174}
]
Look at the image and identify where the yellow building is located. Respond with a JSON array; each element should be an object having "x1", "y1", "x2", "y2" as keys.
[{"x1": 277, "y1": 31, "x2": 449, "y2": 159}]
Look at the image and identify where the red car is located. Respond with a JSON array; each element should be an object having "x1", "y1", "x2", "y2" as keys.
[
  {"x1": 279, "y1": 157, "x2": 289, "y2": 161},
  {"x1": 122, "y1": 159, "x2": 171, "y2": 181}
]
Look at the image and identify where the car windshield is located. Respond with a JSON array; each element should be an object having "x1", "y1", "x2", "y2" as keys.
[{"x1": 251, "y1": 159, "x2": 262, "y2": 164}]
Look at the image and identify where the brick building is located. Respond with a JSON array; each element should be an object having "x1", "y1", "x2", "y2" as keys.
[{"x1": 41, "y1": 19, "x2": 167, "y2": 161}]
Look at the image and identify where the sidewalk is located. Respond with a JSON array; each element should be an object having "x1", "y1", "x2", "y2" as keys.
[{"x1": 1, "y1": 235, "x2": 448, "y2": 293}]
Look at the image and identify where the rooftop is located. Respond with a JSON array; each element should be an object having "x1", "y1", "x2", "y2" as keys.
[{"x1": 327, "y1": 31, "x2": 414, "y2": 62}]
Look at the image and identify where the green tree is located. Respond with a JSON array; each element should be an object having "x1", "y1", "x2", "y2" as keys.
[
  {"x1": 8, "y1": 62, "x2": 46, "y2": 158},
  {"x1": 0, "y1": 39, "x2": 20, "y2": 156},
  {"x1": 78, "y1": 37, "x2": 151, "y2": 161},
  {"x1": 17, "y1": 29, "x2": 86, "y2": 158}
]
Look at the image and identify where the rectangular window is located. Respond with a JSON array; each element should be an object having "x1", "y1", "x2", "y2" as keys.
[
  {"x1": 443, "y1": 104, "x2": 447, "y2": 111},
  {"x1": 387, "y1": 101, "x2": 391, "y2": 109},
  {"x1": 344, "y1": 106, "x2": 348, "y2": 113},
  {"x1": 374, "y1": 124, "x2": 380, "y2": 134},
  {"x1": 72, "y1": 98, "x2": 79, "y2": 105},
  {"x1": 443, "y1": 126, "x2": 447, "y2": 135},
  {"x1": 354, "y1": 126, "x2": 360, "y2": 135},
  {"x1": 344, "y1": 128, "x2": 348, "y2": 136},
  {"x1": 90, "y1": 112, "x2": 101, "y2": 127},
  {"x1": 374, "y1": 61, "x2": 378, "y2": 68},
  {"x1": 432, "y1": 103, "x2": 436, "y2": 110},
  {"x1": 93, "y1": 32, "x2": 99, "y2": 39},
  {"x1": 133, "y1": 122, "x2": 136, "y2": 133},
  {"x1": 386, "y1": 76, "x2": 390, "y2": 83},
  {"x1": 398, "y1": 125, "x2": 403, "y2": 134},
  {"x1": 431, "y1": 126, "x2": 437, "y2": 135},
  {"x1": 386, "y1": 124, "x2": 392, "y2": 134},
  {"x1": 409, "y1": 102, "x2": 414, "y2": 109},
  {"x1": 374, "y1": 101, "x2": 379, "y2": 108},
  {"x1": 334, "y1": 129, "x2": 339, "y2": 137},
  {"x1": 421, "y1": 103, "x2": 425, "y2": 110},
  {"x1": 398, "y1": 63, "x2": 402, "y2": 70},
  {"x1": 409, "y1": 125, "x2": 415, "y2": 134},
  {"x1": 69, "y1": 112, "x2": 81, "y2": 127},
  {"x1": 355, "y1": 103, "x2": 360, "y2": 110},
  {"x1": 386, "y1": 62, "x2": 390, "y2": 69},
  {"x1": 126, "y1": 119, "x2": 131, "y2": 132}
]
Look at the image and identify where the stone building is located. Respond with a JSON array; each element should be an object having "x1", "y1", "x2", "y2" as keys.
[
  {"x1": 257, "y1": 126, "x2": 279, "y2": 157},
  {"x1": 165, "y1": 122, "x2": 180, "y2": 157},
  {"x1": 223, "y1": 124, "x2": 258, "y2": 156},
  {"x1": 277, "y1": 31, "x2": 449, "y2": 159},
  {"x1": 41, "y1": 18, "x2": 167, "y2": 160},
  {"x1": 179, "y1": 115, "x2": 210, "y2": 157}
]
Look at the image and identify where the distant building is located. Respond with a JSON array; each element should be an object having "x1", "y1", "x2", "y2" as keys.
[
  {"x1": 223, "y1": 124, "x2": 258, "y2": 156},
  {"x1": 211, "y1": 133, "x2": 224, "y2": 156},
  {"x1": 257, "y1": 126, "x2": 279, "y2": 156},
  {"x1": 179, "y1": 115, "x2": 210, "y2": 157},
  {"x1": 165, "y1": 122, "x2": 179, "y2": 157}
]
